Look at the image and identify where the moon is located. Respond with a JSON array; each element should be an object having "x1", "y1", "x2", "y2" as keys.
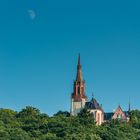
[{"x1": 28, "y1": 10, "x2": 36, "y2": 20}]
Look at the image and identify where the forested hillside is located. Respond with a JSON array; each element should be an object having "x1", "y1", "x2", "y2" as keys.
[{"x1": 0, "y1": 106, "x2": 140, "y2": 140}]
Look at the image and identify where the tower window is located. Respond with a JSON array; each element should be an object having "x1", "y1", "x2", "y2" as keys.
[
  {"x1": 81, "y1": 87, "x2": 84, "y2": 94},
  {"x1": 78, "y1": 87, "x2": 80, "y2": 95}
]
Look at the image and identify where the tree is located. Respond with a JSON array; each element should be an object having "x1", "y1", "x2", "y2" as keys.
[
  {"x1": 0, "y1": 107, "x2": 139, "y2": 139},
  {"x1": 17, "y1": 106, "x2": 40, "y2": 118},
  {"x1": 54, "y1": 111, "x2": 70, "y2": 117},
  {"x1": 0, "y1": 109, "x2": 17, "y2": 124},
  {"x1": 78, "y1": 108, "x2": 96, "y2": 125}
]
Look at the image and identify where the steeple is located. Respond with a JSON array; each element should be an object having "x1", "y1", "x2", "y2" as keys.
[
  {"x1": 128, "y1": 100, "x2": 131, "y2": 112},
  {"x1": 71, "y1": 54, "x2": 87, "y2": 116},
  {"x1": 71, "y1": 54, "x2": 87, "y2": 100},
  {"x1": 76, "y1": 54, "x2": 83, "y2": 82}
]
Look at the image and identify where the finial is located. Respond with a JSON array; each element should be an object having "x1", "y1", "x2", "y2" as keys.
[
  {"x1": 118, "y1": 103, "x2": 121, "y2": 108},
  {"x1": 129, "y1": 98, "x2": 131, "y2": 112},
  {"x1": 92, "y1": 93, "x2": 94, "y2": 99},
  {"x1": 78, "y1": 53, "x2": 81, "y2": 66}
]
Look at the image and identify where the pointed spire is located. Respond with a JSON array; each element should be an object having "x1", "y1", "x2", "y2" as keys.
[
  {"x1": 128, "y1": 99, "x2": 131, "y2": 112},
  {"x1": 91, "y1": 92, "x2": 94, "y2": 100},
  {"x1": 118, "y1": 103, "x2": 121, "y2": 108},
  {"x1": 92, "y1": 93, "x2": 94, "y2": 98},
  {"x1": 78, "y1": 53, "x2": 81, "y2": 66},
  {"x1": 76, "y1": 54, "x2": 83, "y2": 82}
]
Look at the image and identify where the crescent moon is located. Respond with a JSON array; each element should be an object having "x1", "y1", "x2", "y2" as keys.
[{"x1": 28, "y1": 10, "x2": 36, "y2": 20}]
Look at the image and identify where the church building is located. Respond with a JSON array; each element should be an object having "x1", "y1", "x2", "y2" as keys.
[{"x1": 70, "y1": 55, "x2": 130, "y2": 125}]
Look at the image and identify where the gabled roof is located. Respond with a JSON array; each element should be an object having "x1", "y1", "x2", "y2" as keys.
[
  {"x1": 105, "y1": 111, "x2": 130, "y2": 120},
  {"x1": 104, "y1": 106, "x2": 130, "y2": 120},
  {"x1": 85, "y1": 98, "x2": 104, "y2": 112}
]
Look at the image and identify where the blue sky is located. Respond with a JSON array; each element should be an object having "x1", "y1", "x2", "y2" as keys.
[{"x1": 0, "y1": 0, "x2": 140, "y2": 115}]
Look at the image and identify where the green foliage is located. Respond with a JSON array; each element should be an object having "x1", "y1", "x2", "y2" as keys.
[
  {"x1": 130, "y1": 110, "x2": 140, "y2": 129},
  {"x1": 78, "y1": 108, "x2": 96, "y2": 125},
  {"x1": 17, "y1": 106, "x2": 40, "y2": 118},
  {"x1": 0, "y1": 107, "x2": 140, "y2": 140},
  {"x1": 54, "y1": 111, "x2": 70, "y2": 117}
]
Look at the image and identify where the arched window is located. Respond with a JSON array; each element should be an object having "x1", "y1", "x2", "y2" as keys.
[
  {"x1": 81, "y1": 87, "x2": 84, "y2": 94},
  {"x1": 78, "y1": 87, "x2": 80, "y2": 95}
]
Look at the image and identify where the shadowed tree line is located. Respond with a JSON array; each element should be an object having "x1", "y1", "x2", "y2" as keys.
[{"x1": 0, "y1": 106, "x2": 140, "y2": 140}]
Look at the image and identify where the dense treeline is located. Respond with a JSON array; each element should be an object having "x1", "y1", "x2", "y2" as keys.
[{"x1": 0, "y1": 107, "x2": 140, "y2": 140}]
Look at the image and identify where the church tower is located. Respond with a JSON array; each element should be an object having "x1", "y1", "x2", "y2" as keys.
[{"x1": 71, "y1": 54, "x2": 87, "y2": 115}]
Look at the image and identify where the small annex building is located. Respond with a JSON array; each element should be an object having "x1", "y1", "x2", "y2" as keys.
[{"x1": 105, "y1": 105, "x2": 130, "y2": 122}]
